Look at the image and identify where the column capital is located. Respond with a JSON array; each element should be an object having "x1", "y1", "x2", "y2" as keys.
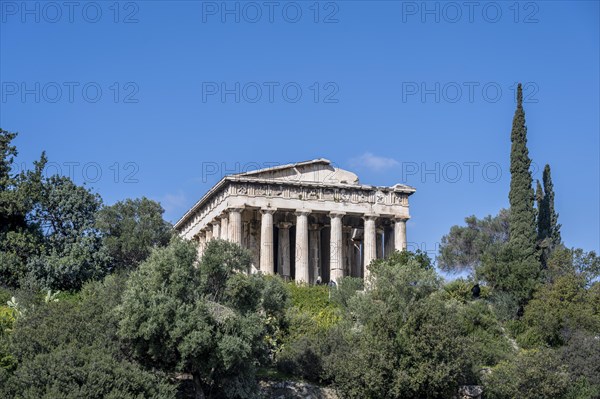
[
  {"x1": 278, "y1": 222, "x2": 293, "y2": 229},
  {"x1": 260, "y1": 207, "x2": 277, "y2": 215},
  {"x1": 295, "y1": 209, "x2": 311, "y2": 217},
  {"x1": 211, "y1": 220, "x2": 221, "y2": 226},
  {"x1": 309, "y1": 223, "x2": 322, "y2": 231},
  {"x1": 393, "y1": 216, "x2": 410, "y2": 222},
  {"x1": 363, "y1": 213, "x2": 378, "y2": 221},
  {"x1": 228, "y1": 207, "x2": 244, "y2": 213},
  {"x1": 329, "y1": 211, "x2": 346, "y2": 219}
]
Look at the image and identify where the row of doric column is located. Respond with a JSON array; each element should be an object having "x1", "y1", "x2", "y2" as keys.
[{"x1": 193, "y1": 207, "x2": 408, "y2": 284}]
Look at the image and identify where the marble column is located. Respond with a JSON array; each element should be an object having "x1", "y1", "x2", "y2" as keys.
[
  {"x1": 394, "y1": 217, "x2": 408, "y2": 251},
  {"x1": 260, "y1": 209, "x2": 275, "y2": 275},
  {"x1": 363, "y1": 215, "x2": 378, "y2": 279},
  {"x1": 220, "y1": 214, "x2": 229, "y2": 240},
  {"x1": 295, "y1": 210, "x2": 310, "y2": 283},
  {"x1": 205, "y1": 228, "x2": 213, "y2": 241},
  {"x1": 329, "y1": 212, "x2": 345, "y2": 283},
  {"x1": 228, "y1": 208, "x2": 243, "y2": 244},
  {"x1": 309, "y1": 223, "x2": 322, "y2": 284},
  {"x1": 248, "y1": 220, "x2": 260, "y2": 273},
  {"x1": 197, "y1": 232, "x2": 206, "y2": 258},
  {"x1": 278, "y1": 222, "x2": 292, "y2": 279},
  {"x1": 212, "y1": 221, "x2": 221, "y2": 240}
]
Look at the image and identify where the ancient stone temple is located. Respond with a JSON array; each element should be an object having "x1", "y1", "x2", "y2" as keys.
[{"x1": 174, "y1": 159, "x2": 415, "y2": 284}]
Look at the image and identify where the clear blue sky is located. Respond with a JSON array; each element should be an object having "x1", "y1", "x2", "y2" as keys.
[{"x1": 1, "y1": 1, "x2": 598, "y2": 265}]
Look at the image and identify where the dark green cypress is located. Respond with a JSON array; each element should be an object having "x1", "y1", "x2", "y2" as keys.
[
  {"x1": 542, "y1": 164, "x2": 561, "y2": 247},
  {"x1": 536, "y1": 179, "x2": 549, "y2": 242},
  {"x1": 479, "y1": 85, "x2": 541, "y2": 303},
  {"x1": 508, "y1": 84, "x2": 538, "y2": 259}
]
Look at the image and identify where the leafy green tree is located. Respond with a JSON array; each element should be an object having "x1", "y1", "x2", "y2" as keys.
[
  {"x1": 25, "y1": 175, "x2": 109, "y2": 290},
  {"x1": 0, "y1": 129, "x2": 17, "y2": 191},
  {"x1": 0, "y1": 274, "x2": 176, "y2": 398},
  {"x1": 96, "y1": 197, "x2": 172, "y2": 271},
  {"x1": 0, "y1": 232, "x2": 42, "y2": 288},
  {"x1": 322, "y1": 252, "x2": 479, "y2": 399},
  {"x1": 199, "y1": 238, "x2": 253, "y2": 302},
  {"x1": 118, "y1": 238, "x2": 279, "y2": 399},
  {"x1": 325, "y1": 297, "x2": 474, "y2": 399},
  {"x1": 479, "y1": 245, "x2": 540, "y2": 308},
  {"x1": 518, "y1": 272, "x2": 599, "y2": 348},
  {"x1": 366, "y1": 250, "x2": 441, "y2": 313},
  {"x1": 545, "y1": 246, "x2": 600, "y2": 285},
  {"x1": 560, "y1": 330, "x2": 600, "y2": 397},
  {"x1": 390, "y1": 248, "x2": 434, "y2": 270},
  {"x1": 437, "y1": 209, "x2": 509, "y2": 274},
  {"x1": 0, "y1": 129, "x2": 40, "y2": 234},
  {"x1": 33, "y1": 175, "x2": 102, "y2": 251},
  {"x1": 0, "y1": 130, "x2": 46, "y2": 288}
]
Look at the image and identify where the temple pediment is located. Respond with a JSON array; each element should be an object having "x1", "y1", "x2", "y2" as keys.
[{"x1": 234, "y1": 158, "x2": 360, "y2": 186}]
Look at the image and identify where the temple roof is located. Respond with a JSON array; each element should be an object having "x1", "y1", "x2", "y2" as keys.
[{"x1": 232, "y1": 158, "x2": 360, "y2": 185}]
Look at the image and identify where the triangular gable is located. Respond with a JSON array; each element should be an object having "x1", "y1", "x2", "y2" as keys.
[{"x1": 233, "y1": 158, "x2": 360, "y2": 185}]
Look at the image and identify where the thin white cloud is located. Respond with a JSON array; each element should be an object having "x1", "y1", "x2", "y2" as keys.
[
  {"x1": 161, "y1": 191, "x2": 187, "y2": 213},
  {"x1": 350, "y1": 152, "x2": 399, "y2": 172}
]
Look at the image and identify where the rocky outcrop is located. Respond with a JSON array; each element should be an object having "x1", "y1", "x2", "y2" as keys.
[
  {"x1": 458, "y1": 385, "x2": 483, "y2": 399},
  {"x1": 259, "y1": 380, "x2": 339, "y2": 399}
]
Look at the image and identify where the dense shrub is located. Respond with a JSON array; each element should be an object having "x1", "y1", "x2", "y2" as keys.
[
  {"x1": 2, "y1": 345, "x2": 175, "y2": 399},
  {"x1": 459, "y1": 300, "x2": 514, "y2": 369},
  {"x1": 0, "y1": 273, "x2": 176, "y2": 398},
  {"x1": 276, "y1": 283, "x2": 341, "y2": 382},
  {"x1": 560, "y1": 330, "x2": 600, "y2": 396},
  {"x1": 118, "y1": 238, "x2": 283, "y2": 399},
  {"x1": 482, "y1": 348, "x2": 571, "y2": 399},
  {"x1": 322, "y1": 253, "x2": 476, "y2": 398},
  {"x1": 517, "y1": 273, "x2": 599, "y2": 348}
]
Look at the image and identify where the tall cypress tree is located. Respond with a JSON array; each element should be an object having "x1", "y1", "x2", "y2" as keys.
[
  {"x1": 542, "y1": 164, "x2": 561, "y2": 247},
  {"x1": 508, "y1": 84, "x2": 538, "y2": 257},
  {"x1": 536, "y1": 179, "x2": 549, "y2": 242},
  {"x1": 464, "y1": 84, "x2": 543, "y2": 304}
]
